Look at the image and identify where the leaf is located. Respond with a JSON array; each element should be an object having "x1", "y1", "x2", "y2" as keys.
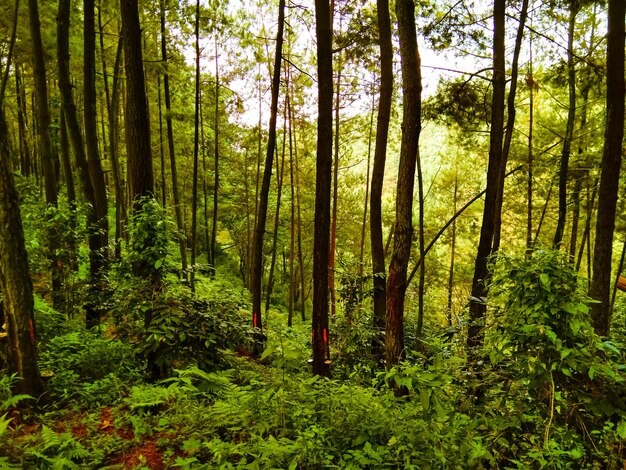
[
  {"x1": 539, "y1": 273, "x2": 549, "y2": 287},
  {"x1": 154, "y1": 259, "x2": 163, "y2": 269},
  {"x1": 617, "y1": 421, "x2": 626, "y2": 439},
  {"x1": 588, "y1": 366, "x2": 596, "y2": 380}
]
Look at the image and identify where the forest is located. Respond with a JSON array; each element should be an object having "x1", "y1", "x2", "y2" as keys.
[{"x1": 0, "y1": 0, "x2": 625, "y2": 467}]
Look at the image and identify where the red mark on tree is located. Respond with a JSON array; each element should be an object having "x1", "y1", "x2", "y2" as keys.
[
  {"x1": 323, "y1": 328, "x2": 328, "y2": 345},
  {"x1": 29, "y1": 319, "x2": 35, "y2": 342},
  {"x1": 253, "y1": 312, "x2": 258, "y2": 328}
]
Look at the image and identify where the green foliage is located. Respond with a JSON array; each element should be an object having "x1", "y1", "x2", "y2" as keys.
[
  {"x1": 39, "y1": 328, "x2": 145, "y2": 407},
  {"x1": 124, "y1": 197, "x2": 172, "y2": 279},
  {"x1": 483, "y1": 250, "x2": 626, "y2": 466},
  {"x1": 26, "y1": 425, "x2": 102, "y2": 469}
]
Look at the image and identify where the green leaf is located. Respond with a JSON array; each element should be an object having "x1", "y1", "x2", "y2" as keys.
[
  {"x1": 588, "y1": 366, "x2": 596, "y2": 380},
  {"x1": 617, "y1": 421, "x2": 626, "y2": 439},
  {"x1": 154, "y1": 259, "x2": 163, "y2": 269},
  {"x1": 539, "y1": 273, "x2": 549, "y2": 287}
]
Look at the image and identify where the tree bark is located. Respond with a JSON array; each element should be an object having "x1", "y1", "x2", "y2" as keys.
[
  {"x1": 84, "y1": 0, "x2": 109, "y2": 328},
  {"x1": 160, "y1": 0, "x2": 188, "y2": 275},
  {"x1": 467, "y1": 0, "x2": 506, "y2": 351},
  {"x1": 386, "y1": 0, "x2": 421, "y2": 371},
  {"x1": 121, "y1": 0, "x2": 154, "y2": 204},
  {"x1": 589, "y1": 0, "x2": 624, "y2": 335},
  {"x1": 15, "y1": 67, "x2": 30, "y2": 177},
  {"x1": 0, "y1": 109, "x2": 44, "y2": 398},
  {"x1": 312, "y1": 0, "x2": 333, "y2": 377},
  {"x1": 251, "y1": 0, "x2": 285, "y2": 351},
  {"x1": 371, "y1": 0, "x2": 393, "y2": 360},
  {"x1": 28, "y1": 0, "x2": 62, "y2": 309},
  {"x1": 553, "y1": 3, "x2": 578, "y2": 248},
  {"x1": 190, "y1": 0, "x2": 201, "y2": 291},
  {"x1": 492, "y1": 0, "x2": 528, "y2": 253}
]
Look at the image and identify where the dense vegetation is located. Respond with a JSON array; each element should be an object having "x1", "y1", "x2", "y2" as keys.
[{"x1": 0, "y1": 0, "x2": 625, "y2": 467}]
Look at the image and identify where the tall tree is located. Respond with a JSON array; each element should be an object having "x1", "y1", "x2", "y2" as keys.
[
  {"x1": 589, "y1": 0, "x2": 624, "y2": 335},
  {"x1": 121, "y1": 0, "x2": 154, "y2": 205},
  {"x1": 160, "y1": 0, "x2": 188, "y2": 275},
  {"x1": 190, "y1": 0, "x2": 201, "y2": 291},
  {"x1": 370, "y1": 0, "x2": 393, "y2": 359},
  {"x1": 27, "y1": 0, "x2": 62, "y2": 309},
  {"x1": 251, "y1": 0, "x2": 286, "y2": 349},
  {"x1": 467, "y1": 0, "x2": 506, "y2": 351},
  {"x1": 553, "y1": 1, "x2": 580, "y2": 248},
  {"x1": 57, "y1": 0, "x2": 101, "y2": 328},
  {"x1": 312, "y1": 0, "x2": 333, "y2": 377},
  {"x1": 0, "y1": 109, "x2": 44, "y2": 397},
  {"x1": 385, "y1": 0, "x2": 422, "y2": 370},
  {"x1": 84, "y1": 0, "x2": 110, "y2": 327}
]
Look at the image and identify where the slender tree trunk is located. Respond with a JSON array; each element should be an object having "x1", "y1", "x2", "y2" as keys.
[
  {"x1": 526, "y1": 40, "x2": 534, "y2": 252},
  {"x1": 447, "y1": 169, "x2": 458, "y2": 326},
  {"x1": 265, "y1": 113, "x2": 287, "y2": 314},
  {"x1": 157, "y1": 75, "x2": 167, "y2": 207},
  {"x1": 589, "y1": 0, "x2": 624, "y2": 335},
  {"x1": 312, "y1": 0, "x2": 333, "y2": 377},
  {"x1": 570, "y1": 74, "x2": 593, "y2": 258},
  {"x1": 359, "y1": 84, "x2": 375, "y2": 293},
  {"x1": 211, "y1": 43, "x2": 219, "y2": 271},
  {"x1": 576, "y1": 177, "x2": 598, "y2": 273},
  {"x1": 190, "y1": 0, "x2": 201, "y2": 291},
  {"x1": 492, "y1": 0, "x2": 528, "y2": 253},
  {"x1": 386, "y1": 0, "x2": 422, "y2": 371},
  {"x1": 160, "y1": 0, "x2": 188, "y2": 276},
  {"x1": 28, "y1": 0, "x2": 62, "y2": 309},
  {"x1": 15, "y1": 67, "x2": 30, "y2": 177},
  {"x1": 251, "y1": 0, "x2": 285, "y2": 351},
  {"x1": 109, "y1": 36, "x2": 125, "y2": 259},
  {"x1": 58, "y1": 0, "x2": 100, "y2": 327},
  {"x1": 553, "y1": 4, "x2": 578, "y2": 248},
  {"x1": 288, "y1": 90, "x2": 296, "y2": 327},
  {"x1": 84, "y1": 0, "x2": 109, "y2": 328},
  {"x1": 58, "y1": 109, "x2": 77, "y2": 274},
  {"x1": 467, "y1": 0, "x2": 506, "y2": 351},
  {"x1": 330, "y1": 24, "x2": 342, "y2": 321},
  {"x1": 611, "y1": 234, "x2": 626, "y2": 311},
  {"x1": 371, "y1": 0, "x2": 393, "y2": 359},
  {"x1": 0, "y1": 109, "x2": 44, "y2": 398}
]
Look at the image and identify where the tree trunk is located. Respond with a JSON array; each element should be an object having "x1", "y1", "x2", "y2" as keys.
[
  {"x1": 58, "y1": 0, "x2": 100, "y2": 327},
  {"x1": 589, "y1": 0, "x2": 624, "y2": 335},
  {"x1": 251, "y1": 0, "x2": 285, "y2": 351},
  {"x1": 492, "y1": 0, "x2": 528, "y2": 253},
  {"x1": 109, "y1": 36, "x2": 125, "y2": 259},
  {"x1": 447, "y1": 169, "x2": 458, "y2": 326},
  {"x1": 386, "y1": 0, "x2": 421, "y2": 371},
  {"x1": 190, "y1": 0, "x2": 201, "y2": 291},
  {"x1": 84, "y1": 0, "x2": 109, "y2": 328},
  {"x1": 157, "y1": 75, "x2": 167, "y2": 207},
  {"x1": 160, "y1": 0, "x2": 188, "y2": 275},
  {"x1": 15, "y1": 67, "x2": 30, "y2": 177},
  {"x1": 121, "y1": 0, "x2": 154, "y2": 204},
  {"x1": 553, "y1": 4, "x2": 578, "y2": 248},
  {"x1": 0, "y1": 109, "x2": 44, "y2": 398},
  {"x1": 371, "y1": 0, "x2": 393, "y2": 360},
  {"x1": 467, "y1": 0, "x2": 506, "y2": 351},
  {"x1": 28, "y1": 0, "x2": 62, "y2": 310},
  {"x1": 330, "y1": 22, "x2": 342, "y2": 321},
  {"x1": 211, "y1": 42, "x2": 219, "y2": 270},
  {"x1": 526, "y1": 40, "x2": 534, "y2": 252},
  {"x1": 359, "y1": 85, "x2": 374, "y2": 295},
  {"x1": 265, "y1": 116, "x2": 287, "y2": 315},
  {"x1": 312, "y1": 0, "x2": 333, "y2": 377}
]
